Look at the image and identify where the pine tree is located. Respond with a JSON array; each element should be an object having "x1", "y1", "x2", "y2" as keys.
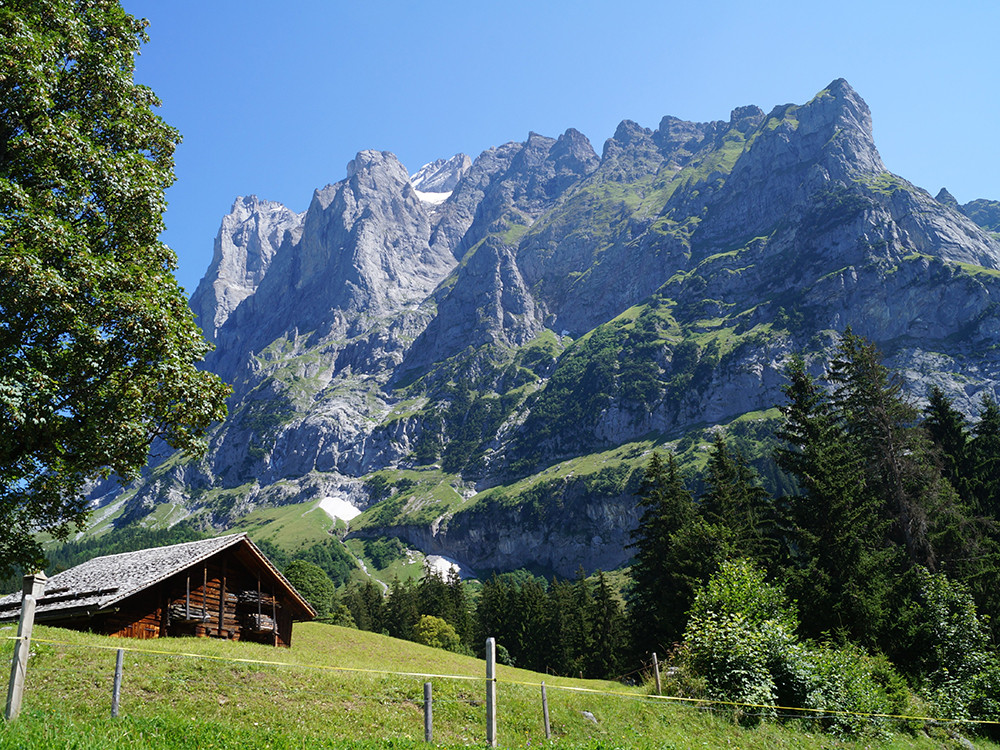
[
  {"x1": 627, "y1": 451, "x2": 712, "y2": 654},
  {"x1": 701, "y1": 433, "x2": 778, "y2": 567},
  {"x1": 968, "y1": 394, "x2": 1000, "y2": 518},
  {"x1": 587, "y1": 571, "x2": 627, "y2": 679}
]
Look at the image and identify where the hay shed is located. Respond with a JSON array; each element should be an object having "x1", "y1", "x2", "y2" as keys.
[{"x1": 0, "y1": 533, "x2": 315, "y2": 646}]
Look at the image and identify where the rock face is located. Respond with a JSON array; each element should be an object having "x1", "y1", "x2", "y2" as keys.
[
  {"x1": 189, "y1": 196, "x2": 303, "y2": 342},
  {"x1": 410, "y1": 154, "x2": 471, "y2": 193},
  {"x1": 102, "y1": 80, "x2": 1000, "y2": 578}
]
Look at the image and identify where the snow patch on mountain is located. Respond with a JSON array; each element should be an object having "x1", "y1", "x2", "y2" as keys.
[{"x1": 413, "y1": 189, "x2": 452, "y2": 205}]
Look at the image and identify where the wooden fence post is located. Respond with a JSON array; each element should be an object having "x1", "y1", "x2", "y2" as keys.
[
  {"x1": 486, "y1": 636, "x2": 496, "y2": 747},
  {"x1": 541, "y1": 680, "x2": 551, "y2": 739},
  {"x1": 111, "y1": 648, "x2": 124, "y2": 718},
  {"x1": 652, "y1": 652, "x2": 662, "y2": 695},
  {"x1": 423, "y1": 681, "x2": 433, "y2": 742},
  {"x1": 4, "y1": 572, "x2": 46, "y2": 721}
]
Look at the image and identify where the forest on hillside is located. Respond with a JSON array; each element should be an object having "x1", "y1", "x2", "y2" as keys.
[
  {"x1": 331, "y1": 330, "x2": 1000, "y2": 738},
  {"x1": 23, "y1": 330, "x2": 1000, "y2": 740}
]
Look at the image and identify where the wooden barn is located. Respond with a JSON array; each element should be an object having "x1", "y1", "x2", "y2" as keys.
[{"x1": 0, "y1": 533, "x2": 315, "y2": 646}]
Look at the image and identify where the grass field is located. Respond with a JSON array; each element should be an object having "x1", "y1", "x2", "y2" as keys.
[{"x1": 1, "y1": 622, "x2": 995, "y2": 749}]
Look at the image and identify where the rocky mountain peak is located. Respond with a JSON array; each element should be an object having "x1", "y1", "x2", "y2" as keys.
[
  {"x1": 549, "y1": 128, "x2": 600, "y2": 175},
  {"x1": 410, "y1": 154, "x2": 471, "y2": 193},
  {"x1": 936, "y1": 188, "x2": 959, "y2": 207},
  {"x1": 729, "y1": 104, "x2": 765, "y2": 132},
  {"x1": 798, "y1": 78, "x2": 883, "y2": 177},
  {"x1": 189, "y1": 195, "x2": 302, "y2": 342},
  {"x1": 291, "y1": 149, "x2": 452, "y2": 311},
  {"x1": 342, "y1": 149, "x2": 412, "y2": 192},
  {"x1": 610, "y1": 119, "x2": 653, "y2": 147}
]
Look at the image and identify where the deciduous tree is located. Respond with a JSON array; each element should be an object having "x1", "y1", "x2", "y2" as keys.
[{"x1": 0, "y1": 0, "x2": 230, "y2": 576}]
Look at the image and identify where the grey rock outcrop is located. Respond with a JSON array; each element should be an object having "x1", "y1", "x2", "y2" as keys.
[
  {"x1": 189, "y1": 196, "x2": 303, "y2": 342},
  {"x1": 410, "y1": 154, "x2": 471, "y2": 193},
  {"x1": 101, "y1": 80, "x2": 1000, "y2": 579}
]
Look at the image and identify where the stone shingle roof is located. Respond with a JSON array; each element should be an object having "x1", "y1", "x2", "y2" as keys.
[{"x1": 0, "y1": 533, "x2": 314, "y2": 621}]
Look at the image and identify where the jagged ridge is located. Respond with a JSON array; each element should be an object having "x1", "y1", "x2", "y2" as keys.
[{"x1": 91, "y1": 80, "x2": 1000, "y2": 578}]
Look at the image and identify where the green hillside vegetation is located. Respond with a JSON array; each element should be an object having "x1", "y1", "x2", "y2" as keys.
[{"x1": 0, "y1": 622, "x2": 991, "y2": 750}]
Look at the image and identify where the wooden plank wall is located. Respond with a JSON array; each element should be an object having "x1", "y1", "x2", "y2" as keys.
[{"x1": 160, "y1": 556, "x2": 291, "y2": 645}]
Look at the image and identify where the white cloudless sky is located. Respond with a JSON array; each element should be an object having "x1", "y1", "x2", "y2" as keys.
[{"x1": 121, "y1": 0, "x2": 1000, "y2": 295}]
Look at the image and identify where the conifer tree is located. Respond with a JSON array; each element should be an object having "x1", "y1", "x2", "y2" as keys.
[
  {"x1": 628, "y1": 451, "x2": 711, "y2": 654},
  {"x1": 588, "y1": 571, "x2": 627, "y2": 679},
  {"x1": 968, "y1": 394, "x2": 1000, "y2": 518},
  {"x1": 701, "y1": 433, "x2": 778, "y2": 567},
  {"x1": 344, "y1": 579, "x2": 386, "y2": 634},
  {"x1": 545, "y1": 577, "x2": 573, "y2": 675},
  {"x1": 445, "y1": 568, "x2": 474, "y2": 647},
  {"x1": 827, "y1": 330, "x2": 934, "y2": 569},
  {"x1": 384, "y1": 577, "x2": 419, "y2": 640},
  {"x1": 776, "y1": 354, "x2": 895, "y2": 646},
  {"x1": 565, "y1": 568, "x2": 594, "y2": 677},
  {"x1": 516, "y1": 576, "x2": 551, "y2": 672},
  {"x1": 477, "y1": 573, "x2": 527, "y2": 663},
  {"x1": 924, "y1": 386, "x2": 971, "y2": 501}
]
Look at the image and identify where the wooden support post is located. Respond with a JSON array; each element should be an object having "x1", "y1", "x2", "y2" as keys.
[
  {"x1": 652, "y1": 652, "x2": 661, "y2": 696},
  {"x1": 111, "y1": 649, "x2": 124, "y2": 718},
  {"x1": 485, "y1": 637, "x2": 497, "y2": 747},
  {"x1": 271, "y1": 590, "x2": 277, "y2": 647},
  {"x1": 218, "y1": 560, "x2": 227, "y2": 637},
  {"x1": 541, "y1": 681, "x2": 551, "y2": 739},
  {"x1": 5, "y1": 573, "x2": 46, "y2": 721},
  {"x1": 423, "y1": 681, "x2": 433, "y2": 743}
]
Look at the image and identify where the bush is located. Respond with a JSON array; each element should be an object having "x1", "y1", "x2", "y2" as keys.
[
  {"x1": 413, "y1": 615, "x2": 464, "y2": 653},
  {"x1": 682, "y1": 559, "x2": 797, "y2": 724},
  {"x1": 681, "y1": 558, "x2": 910, "y2": 738},
  {"x1": 284, "y1": 560, "x2": 335, "y2": 618},
  {"x1": 779, "y1": 644, "x2": 908, "y2": 739},
  {"x1": 916, "y1": 567, "x2": 999, "y2": 722}
]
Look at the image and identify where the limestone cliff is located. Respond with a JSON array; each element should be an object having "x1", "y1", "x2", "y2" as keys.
[{"x1": 97, "y1": 80, "x2": 1000, "y2": 577}]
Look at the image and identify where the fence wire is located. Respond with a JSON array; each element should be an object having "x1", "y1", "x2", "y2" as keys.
[{"x1": 5, "y1": 633, "x2": 1000, "y2": 730}]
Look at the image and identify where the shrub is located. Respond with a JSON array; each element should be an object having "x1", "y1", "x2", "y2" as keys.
[
  {"x1": 681, "y1": 558, "x2": 910, "y2": 738},
  {"x1": 916, "y1": 567, "x2": 999, "y2": 721},
  {"x1": 413, "y1": 615, "x2": 463, "y2": 653},
  {"x1": 779, "y1": 644, "x2": 907, "y2": 739},
  {"x1": 682, "y1": 559, "x2": 797, "y2": 724}
]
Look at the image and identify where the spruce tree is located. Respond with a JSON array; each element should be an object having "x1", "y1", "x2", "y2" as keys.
[
  {"x1": 628, "y1": 451, "x2": 708, "y2": 654},
  {"x1": 968, "y1": 394, "x2": 1000, "y2": 518},
  {"x1": 924, "y1": 386, "x2": 971, "y2": 502},
  {"x1": 776, "y1": 354, "x2": 895, "y2": 646},
  {"x1": 827, "y1": 330, "x2": 934, "y2": 569},
  {"x1": 445, "y1": 568, "x2": 474, "y2": 648},
  {"x1": 588, "y1": 571, "x2": 627, "y2": 679},
  {"x1": 701, "y1": 433, "x2": 778, "y2": 567},
  {"x1": 384, "y1": 578, "x2": 419, "y2": 640},
  {"x1": 545, "y1": 577, "x2": 573, "y2": 675}
]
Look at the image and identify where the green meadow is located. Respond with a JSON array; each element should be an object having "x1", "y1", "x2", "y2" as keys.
[{"x1": 1, "y1": 623, "x2": 993, "y2": 749}]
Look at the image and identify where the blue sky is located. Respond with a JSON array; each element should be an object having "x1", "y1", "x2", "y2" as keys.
[{"x1": 122, "y1": 1, "x2": 1000, "y2": 295}]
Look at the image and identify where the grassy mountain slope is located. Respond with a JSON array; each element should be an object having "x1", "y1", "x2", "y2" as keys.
[{"x1": 0, "y1": 623, "x2": 990, "y2": 749}]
